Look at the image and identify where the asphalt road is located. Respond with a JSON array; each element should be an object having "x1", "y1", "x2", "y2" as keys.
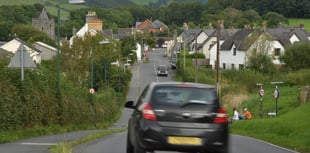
[{"x1": 0, "y1": 48, "x2": 299, "y2": 153}]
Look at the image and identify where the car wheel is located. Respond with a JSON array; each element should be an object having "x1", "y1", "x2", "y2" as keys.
[
  {"x1": 133, "y1": 136, "x2": 147, "y2": 153},
  {"x1": 126, "y1": 131, "x2": 134, "y2": 153},
  {"x1": 134, "y1": 144, "x2": 146, "y2": 153}
]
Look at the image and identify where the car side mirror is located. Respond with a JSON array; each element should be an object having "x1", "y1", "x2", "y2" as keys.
[{"x1": 124, "y1": 100, "x2": 135, "y2": 109}]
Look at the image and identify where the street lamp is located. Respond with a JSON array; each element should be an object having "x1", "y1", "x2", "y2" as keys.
[
  {"x1": 98, "y1": 40, "x2": 110, "y2": 91},
  {"x1": 56, "y1": 0, "x2": 61, "y2": 95}
]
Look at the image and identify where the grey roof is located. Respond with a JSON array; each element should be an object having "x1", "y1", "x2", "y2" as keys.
[
  {"x1": 38, "y1": 8, "x2": 49, "y2": 20},
  {"x1": 0, "y1": 41, "x2": 6, "y2": 46},
  {"x1": 221, "y1": 27, "x2": 309, "y2": 51},
  {"x1": 152, "y1": 19, "x2": 168, "y2": 29},
  {"x1": 102, "y1": 28, "x2": 134, "y2": 40},
  {"x1": 182, "y1": 29, "x2": 203, "y2": 43},
  {"x1": 102, "y1": 29, "x2": 114, "y2": 39},
  {"x1": 265, "y1": 28, "x2": 309, "y2": 47},
  {"x1": 221, "y1": 29, "x2": 254, "y2": 50},
  {"x1": 203, "y1": 29, "x2": 216, "y2": 36}
]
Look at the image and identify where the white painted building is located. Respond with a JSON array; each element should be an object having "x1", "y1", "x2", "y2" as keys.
[{"x1": 0, "y1": 38, "x2": 41, "y2": 64}]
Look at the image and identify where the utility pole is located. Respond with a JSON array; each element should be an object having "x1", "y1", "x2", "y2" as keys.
[
  {"x1": 216, "y1": 20, "x2": 221, "y2": 95},
  {"x1": 56, "y1": 0, "x2": 61, "y2": 95},
  {"x1": 183, "y1": 23, "x2": 188, "y2": 74},
  {"x1": 173, "y1": 29, "x2": 177, "y2": 60},
  {"x1": 195, "y1": 38, "x2": 198, "y2": 83}
]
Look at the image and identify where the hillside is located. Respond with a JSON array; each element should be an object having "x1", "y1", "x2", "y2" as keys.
[{"x1": 0, "y1": 0, "x2": 208, "y2": 8}]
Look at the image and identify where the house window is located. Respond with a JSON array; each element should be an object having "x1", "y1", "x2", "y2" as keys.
[
  {"x1": 231, "y1": 64, "x2": 235, "y2": 69},
  {"x1": 222, "y1": 63, "x2": 226, "y2": 70},
  {"x1": 274, "y1": 48, "x2": 280, "y2": 56},
  {"x1": 233, "y1": 48, "x2": 237, "y2": 56}
]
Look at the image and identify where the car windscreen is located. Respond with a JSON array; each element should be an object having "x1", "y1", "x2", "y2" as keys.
[
  {"x1": 157, "y1": 66, "x2": 167, "y2": 70},
  {"x1": 151, "y1": 86, "x2": 217, "y2": 105}
]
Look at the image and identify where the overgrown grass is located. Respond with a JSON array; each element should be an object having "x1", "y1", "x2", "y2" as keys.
[
  {"x1": 0, "y1": 111, "x2": 121, "y2": 143},
  {"x1": 230, "y1": 103, "x2": 310, "y2": 153}
]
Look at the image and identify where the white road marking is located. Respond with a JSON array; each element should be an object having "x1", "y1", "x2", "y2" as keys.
[{"x1": 20, "y1": 142, "x2": 56, "y2": 146}]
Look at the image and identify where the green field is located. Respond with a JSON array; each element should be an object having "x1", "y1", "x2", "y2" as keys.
[
  {"x1": 130, "y1": 0, "x2": 157, "y2": 5},
  {"x1": 0, "y1": 0, "x2": 87, "y2": 20},
  {"x1": 289, "y1": 18, "x2": 310, "y2": 31},
  {"x1": 0, "y1": 0, "x2": 42, "y2": 5}
]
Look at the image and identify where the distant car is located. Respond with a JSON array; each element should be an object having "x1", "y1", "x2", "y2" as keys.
[
  {"x1": 156, "y1": 65, "x2": 168, "y2": 76},
  {"x1": 125, "y1": 82, "x2": 229, "y2": 153},
  {"x1": 170, "y1": 60, "x2": 177, "y2": 69}
]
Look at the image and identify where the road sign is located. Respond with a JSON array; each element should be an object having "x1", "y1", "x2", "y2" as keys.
[
  {"x1": 8, "y1": 44, "x2": 36, "y2": 68},
  {"x1": 89, "y1": 88, "x2": 95, "y2": 94},
  {"x1": 259, "y1": 88, "x2": 264, "y2": 97},
  {"x1": 274, "y1": 87, "x2": 279, "y2": 99}
]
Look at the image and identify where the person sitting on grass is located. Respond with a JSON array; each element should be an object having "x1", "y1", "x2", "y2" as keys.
[
  {"x1": 232, "y1": 107, "x2": 243, "y2": 120},
  {"x1": 243, "y1": 108, "x2": 252, "y2": 120}
]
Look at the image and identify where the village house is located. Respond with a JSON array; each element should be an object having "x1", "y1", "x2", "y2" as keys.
[
  {"x1": 217, "y1": 24, "x2": 310, "y2": 70},
  {"x1": 136, "y1": 19, "x2": 168, "y2": 33},
  {"x1": 0, "y1": 38, "x2": 41, "y2": 64},
  {"x1": 172, "y1": 23, "x2": 309, "y2": 70}
]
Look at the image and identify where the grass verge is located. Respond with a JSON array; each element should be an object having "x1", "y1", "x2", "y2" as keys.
[
  {"x1": 230, "y1": 102, "x2": 310, "y2": 153},
  {"x1": 50, "y1": 127, "x2": 127, "y2": 153}
]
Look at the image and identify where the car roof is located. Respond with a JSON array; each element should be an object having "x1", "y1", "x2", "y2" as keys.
[
  {"x1": 149, "y1": 82, "x2": 216, "y2": 89},
  {"x1": 158, "y1": 65, "x2": 167, "y2": 67}
]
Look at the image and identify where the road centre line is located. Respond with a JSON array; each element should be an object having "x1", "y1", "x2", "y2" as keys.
[{"x1": 20, "y1": 142, "x2": 56, "y2": 146}]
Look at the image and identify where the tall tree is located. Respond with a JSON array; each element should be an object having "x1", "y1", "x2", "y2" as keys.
[
  {"x1": 263, "y1": 12, "x2": 289, "y2": 28},
  {"x1": 281, "y1": 42, "x2": 310, "y2": 70}
]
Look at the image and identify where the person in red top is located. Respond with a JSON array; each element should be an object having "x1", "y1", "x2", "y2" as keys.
[{"x1": 243, "y1": 108, "x2": 252, "y2": 120}]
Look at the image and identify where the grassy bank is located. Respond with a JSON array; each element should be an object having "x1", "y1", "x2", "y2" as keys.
[
  {"x1": 0, "y1": 111, "x2": 121, "y2": 143},
  {"x1": 230, "y1": 102, "x2": 310, "y2": 153},
  {"x1": 50, "y1": 128, "x2": 127, "y2": 153}
]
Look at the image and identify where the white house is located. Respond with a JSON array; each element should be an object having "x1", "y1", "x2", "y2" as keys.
[
  {"x1": 214, "y1": 26, "x2": 310, "y2": 70},
  {"x1": 0, "y1": 38, "x2": 41, "y2": 64},
  {"x1": 218, "y1": 29, "x2": 253, "y2": 70},
  {"x1": 33, "y1": 41, "x2": 57, "y2": 60}
]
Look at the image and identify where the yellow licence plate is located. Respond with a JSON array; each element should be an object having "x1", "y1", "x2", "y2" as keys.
[{"x1": 168, "y1": 136, "x2": 202, "y2": 145}]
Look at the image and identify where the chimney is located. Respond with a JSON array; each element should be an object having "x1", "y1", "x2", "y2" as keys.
[
  {"x1": 220, "y1": 19, "x2": 224, "y2": 29},
  {"x1": 277, "y1": 22, "x2": 283, "y2": 28},
  {"x1": 244, "y1": 24, "x2": 252, "y2": 29},
  {"x1": 86, "y1": 11, "x2": 97, "y2": 23},
  {"x1": 183, "y1": 23, "x2": 189, "y2": 30},
  {"x1": 300, "y1": 24, "x2": 305, "y2": 30},
  {"x1": 72, "y1": 26, "x2": 77, "y2": 36},
  {"x1": 261, "y1": 22, "x2": 267, "y2": 32}
]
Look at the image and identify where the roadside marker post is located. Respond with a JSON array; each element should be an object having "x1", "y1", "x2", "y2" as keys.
[
  {"x1": 271, "y1": 82, "x2": 283, "y2": 117},
  {"x1": 256, "y1": 83, "x2": 264, "y2": 118}
]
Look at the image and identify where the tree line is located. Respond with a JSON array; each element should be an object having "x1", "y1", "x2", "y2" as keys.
[{"x1": 0, "y1": 1, "x2": 308, "y2": 42}]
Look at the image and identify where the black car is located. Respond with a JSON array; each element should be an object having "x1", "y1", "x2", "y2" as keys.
[
  {"x1": 125, "y1": 82, "x2": 229, "y2": 153},
  {"x1": 156, "y1": 65, "x2": 168, "y2": 76},
  {"x1": 170, "y1": 60, "x2": 177, "y2": 69}
]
